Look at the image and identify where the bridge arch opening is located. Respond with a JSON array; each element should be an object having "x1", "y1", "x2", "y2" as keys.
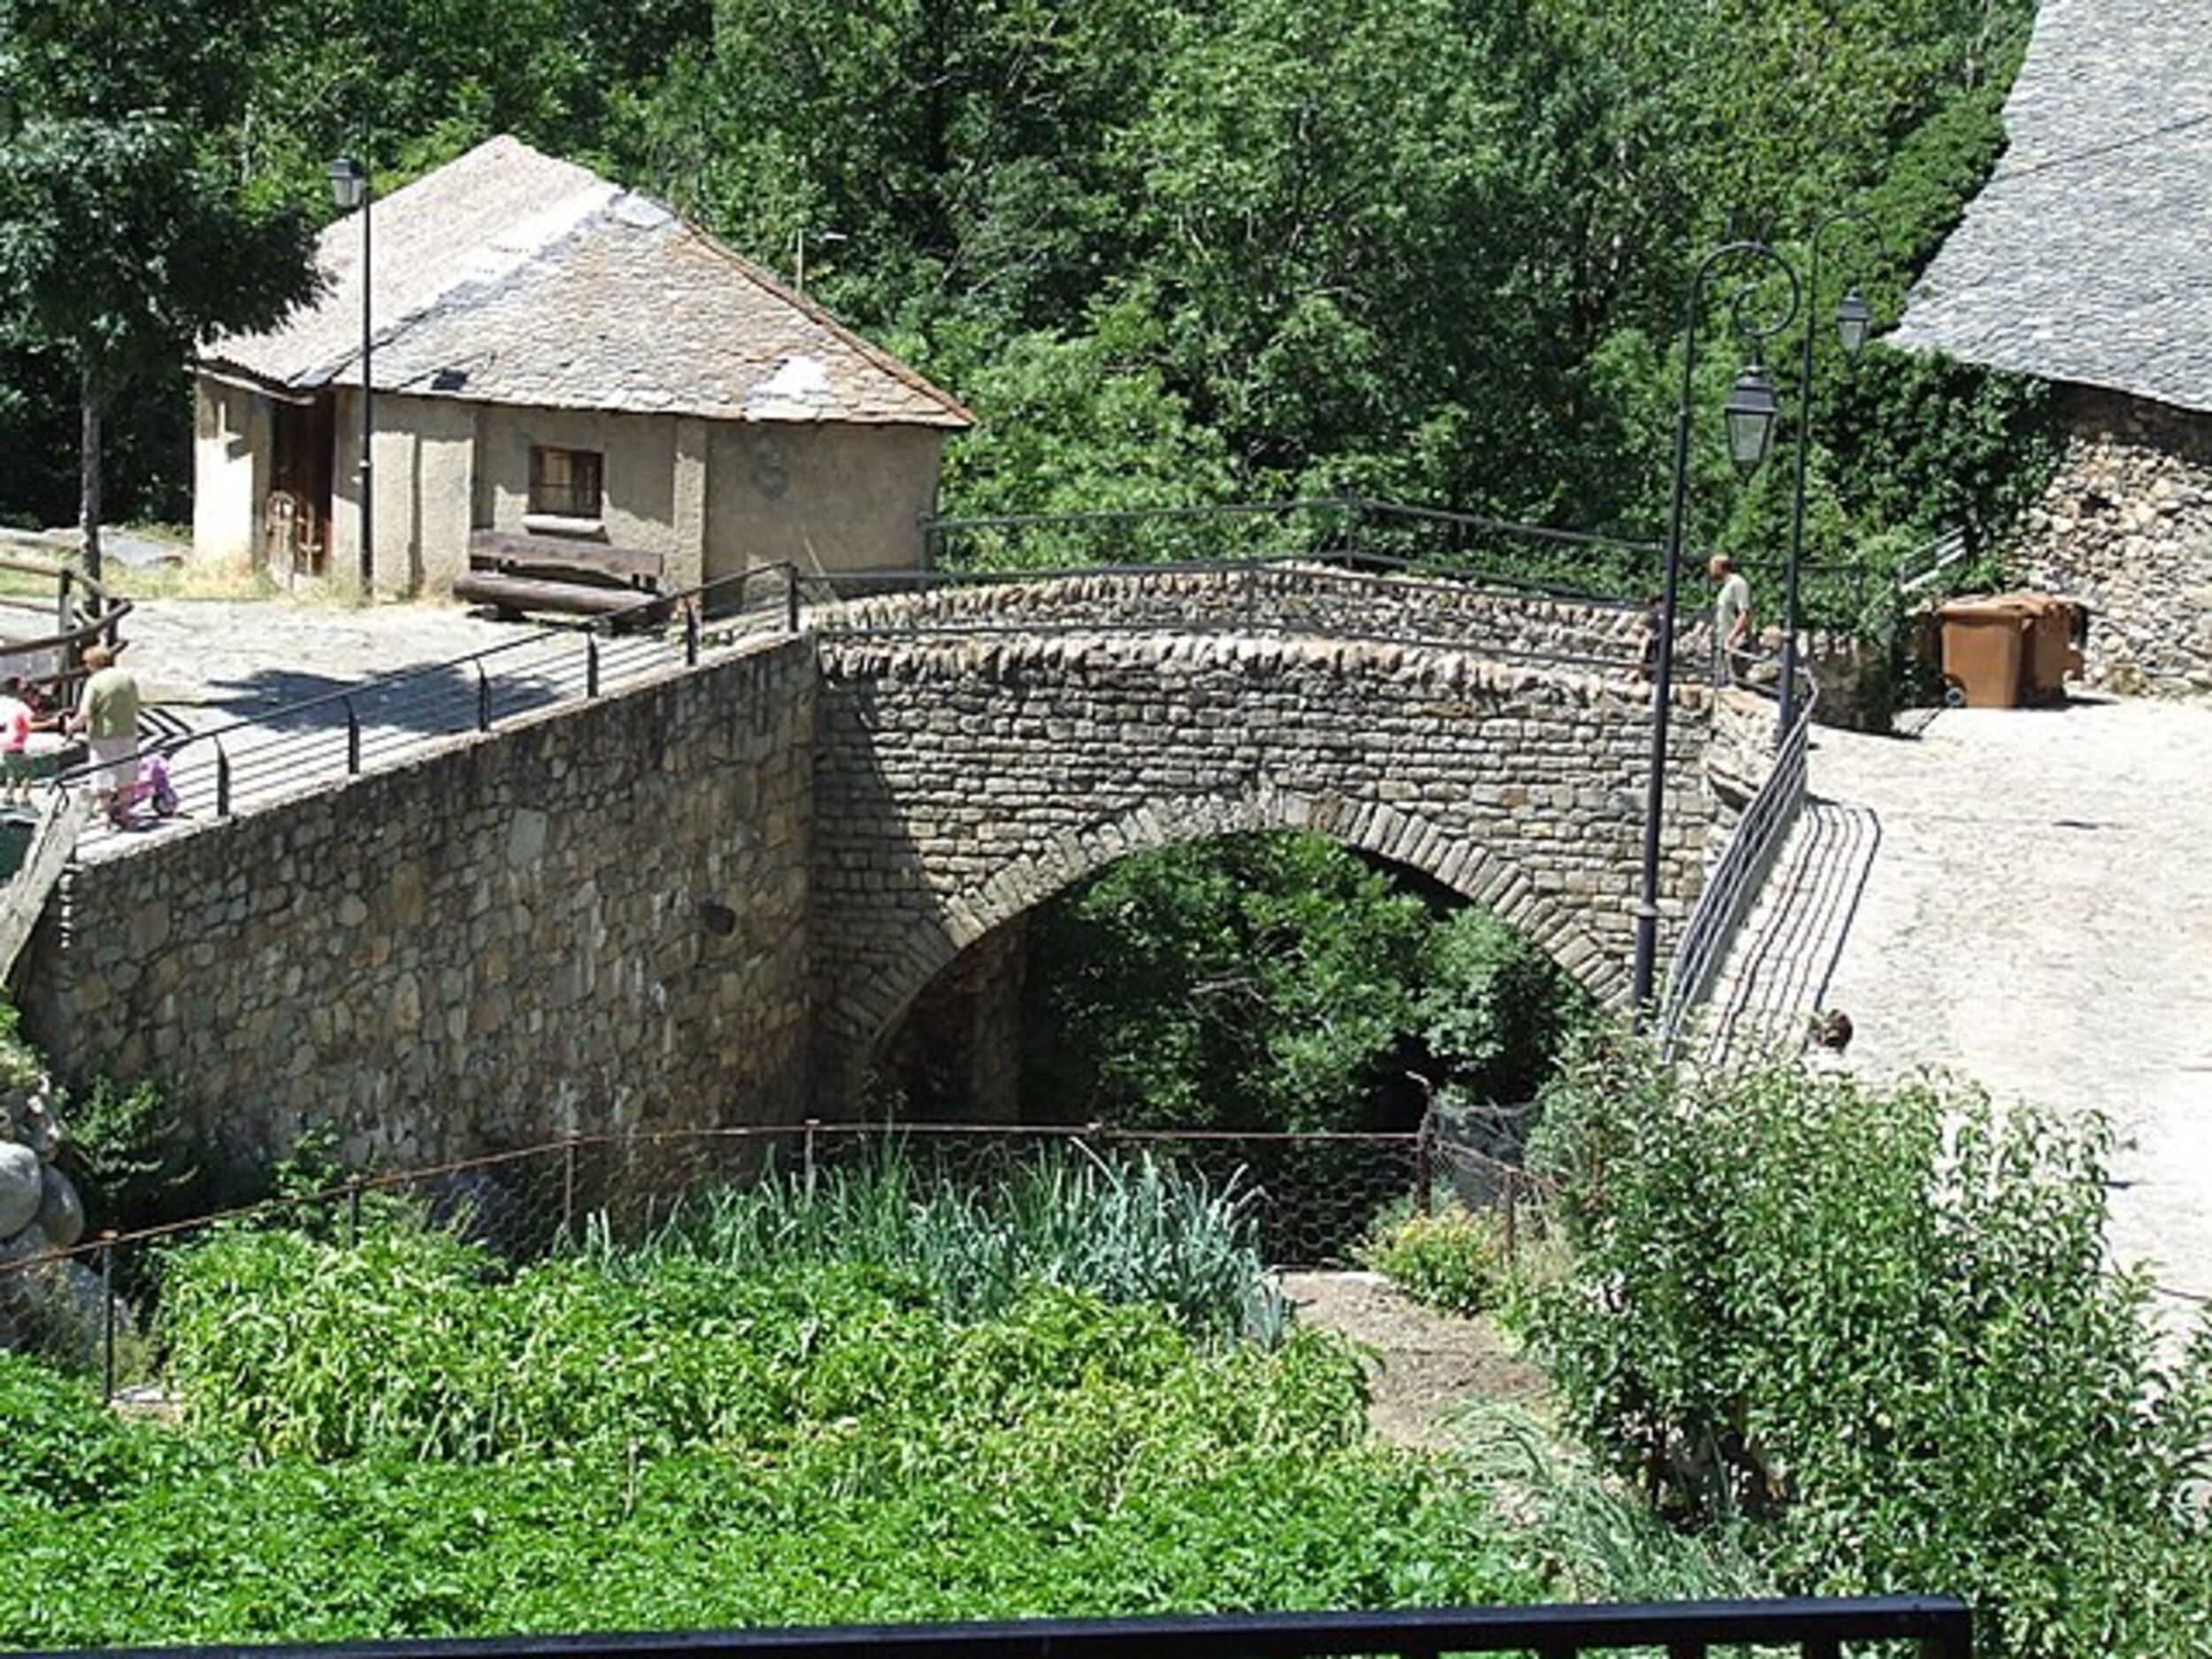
[{"x1": 848, "y1": 791, "x2": 1616, "y2": 1134}]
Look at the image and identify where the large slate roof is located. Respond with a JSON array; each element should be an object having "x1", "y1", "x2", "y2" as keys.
[
  {"x1": 1891, "y1": 0, "x2": 2212, "y2": 415},
  {"x1": 204, "y1": 136, "x2": 972, "y2": 429}
]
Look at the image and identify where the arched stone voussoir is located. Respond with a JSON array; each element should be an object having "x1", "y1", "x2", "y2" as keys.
[{"x1": 841, "y1": 784, "x2": 1626, "y2": 1080}]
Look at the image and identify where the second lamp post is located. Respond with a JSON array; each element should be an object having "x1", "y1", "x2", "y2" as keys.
[
  {"x1": 1631, "y1": 239, "x2": 1801, "y2": 1015},
  {"x1": 329, "y1": 156, "x2": 374, "y2": 595},
  {"x1": 1777, "y1": 210, "x2": 1884, "y2": 737}
]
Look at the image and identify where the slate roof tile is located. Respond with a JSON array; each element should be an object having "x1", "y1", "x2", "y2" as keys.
[
  {"x1": 1892, "y1": 0, "x2": 2212, "y2": 415},
  {"x1": 205, "y1": 136, "x2": 972, "y2": 430}
]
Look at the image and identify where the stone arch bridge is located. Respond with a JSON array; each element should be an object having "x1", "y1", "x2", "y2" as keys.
[{"x1": 19, "y1": 565, "x2": 1746, "y2": 1173}]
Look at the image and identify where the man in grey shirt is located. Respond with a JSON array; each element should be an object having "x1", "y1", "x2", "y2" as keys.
[{"x1": 1709, "y1": 555, "x2": 1754, "y2": 685}]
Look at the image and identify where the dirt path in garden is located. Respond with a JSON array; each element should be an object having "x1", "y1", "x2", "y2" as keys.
[{"x1": 1282, "y1": 1270, "x2": 1550, "y2": 1450}]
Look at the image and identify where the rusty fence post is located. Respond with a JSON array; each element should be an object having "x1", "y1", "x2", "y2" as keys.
[
  {"x1": 560, "y1": 1139, "x2": 580, "y2": 1245},
  {"x1": 99, "y1": 1231, "x2": 118, "y2": 1403},
  {"x1": 1501, "y1": 1168, "x2": 1519, "y2": 1266}
]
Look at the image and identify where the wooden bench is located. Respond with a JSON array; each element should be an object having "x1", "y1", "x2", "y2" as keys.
[{"x1": 452, "y1": 531, "x2": 670, "y2": 626}]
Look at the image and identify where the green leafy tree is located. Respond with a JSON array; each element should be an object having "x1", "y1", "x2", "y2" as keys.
[
  {"x1": 0, "y1": 0, "x2": 316, "y2": 577},
  {"x1": 1018, "y1": 833, "x2": 1592, "y2": 1133},
  {"x1": 1021, "y1": 834, "x2": 1431, "y2": 1131}
]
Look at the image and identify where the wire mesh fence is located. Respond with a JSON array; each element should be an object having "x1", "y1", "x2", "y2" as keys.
[{"x1": 0, "y1": 1118, "x2": 1555, "y2": 1394}]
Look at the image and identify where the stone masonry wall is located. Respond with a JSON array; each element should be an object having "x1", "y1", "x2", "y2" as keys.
[
  {"x1": 809, "y1": 630, "x2": 1714, "y2": 1093},
  {"x1": 18, "y1": 637, "x2": 817, "y2": 1177},
  {"x1": 2011, "y1": 388, "x2": 2212, "y2": 695},
  {"x1": 814, "y1": 566, "x2": 1654, "y2": 673}
]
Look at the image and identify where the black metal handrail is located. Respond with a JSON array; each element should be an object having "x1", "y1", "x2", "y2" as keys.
[
  {"x1": 814, "y1": 548, "x2": 1651, "y2": 609},
  {"x1": 46, "y1": 562, "x2": 803, "y2": 825},
  {"x1": 919, "y1": 496, "x2": 1672, "y2": 605},
  {"x1": 1658, "y1": 673, "x2": 1820, "y2": 1051},
  {"x1": 11, "y1": 1597, "x2": 1973, "y2": 1659}
]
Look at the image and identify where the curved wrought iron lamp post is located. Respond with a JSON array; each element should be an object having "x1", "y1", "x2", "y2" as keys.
[
  {"x1": 1778, "y1": 209, "x2": 1886, "y2": 738},
  {"x1": 329, "y1": 156, "x2": 373, "y2": 595},
  {"x1": 1631, "y1": 240, "x2": 1801, "y2": 1016}
]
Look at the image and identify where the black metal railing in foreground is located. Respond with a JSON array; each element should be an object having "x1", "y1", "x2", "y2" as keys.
[
  {"x1": 1658, "y1": 676, "x2": 1818, "y2": 1053},
  {"x1": 13, "y1": 1596, "x2": 1973, "y2": 1659}
]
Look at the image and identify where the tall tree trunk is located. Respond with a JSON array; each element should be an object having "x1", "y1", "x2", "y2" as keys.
[{"x1": 78, "y1": 365, "x2": 104, "y2": 587}]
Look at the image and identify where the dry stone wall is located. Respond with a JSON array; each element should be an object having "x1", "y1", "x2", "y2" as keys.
[
  {"x1": 809, "y1": 629, "x2": 1714, "y2": 1094},
  {"x1": 2011, "y1": 388, "x2": 2212, "y2": 695},
  {"x1": 813, "y1": 565, "x2": 1654, "y2": 672},
  {"x1": 19, "y1": 637, "x2": 817, "y2": 1178}
]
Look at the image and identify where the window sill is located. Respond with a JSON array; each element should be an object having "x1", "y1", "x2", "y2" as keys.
[{"x1": 521, "y1": 513, "x2": 607, "y2": 540}]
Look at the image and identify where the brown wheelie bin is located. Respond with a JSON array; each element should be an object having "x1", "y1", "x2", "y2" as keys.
[
  {"x1": 1937, "y1": 598, "x2": 2031, "y2": 709},
  {"x1": 1987, "y1": 591, "x2": 2085, "y2": 703}
]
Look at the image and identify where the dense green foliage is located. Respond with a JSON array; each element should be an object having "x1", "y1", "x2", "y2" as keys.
[
  {"x1": 159, "y1": 1225, "x2": 1327, "y2": 1465},
  {"x1": 0, "y1": 0, "x2": 2055, "y2": 580},
  {"x1": 0, "y1": 1193, "x2": 1561, "y2": 1647},
  {"x1": 1018, "y1": 833, "x2": 1593, "y2": 1132},
  {"x1": 1530, "y1": 1044, "x2": 2212, "y2": 1657},
  {"x1": 0, "y1": 0, "x2": 317, "y2": 557}
]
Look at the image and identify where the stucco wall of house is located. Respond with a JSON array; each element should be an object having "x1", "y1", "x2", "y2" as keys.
[
  {"x1": 328, "y1": 388, "x2": 453, "y2": 597},
  {"x1": 478, "y1": 404, "x2": 690, "y2": 572},
  {"x1": 19, "y1": 636, "x2": 818, "y2": 1180},
  {"x1": 191, "y1": 380, "x2": 270, "y2": 565},
  {"x1": 705, "y1": 423, "x2": 941, "y2": 584},
  {"x1": 211, "y1": 394, "x2": 943, "y2": 601},
  {"x1": 2010, "y1": 388, "x2": 2212, "y2": 695}
]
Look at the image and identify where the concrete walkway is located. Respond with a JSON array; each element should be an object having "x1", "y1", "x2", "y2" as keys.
[{"x1": 1724, "y1": 696, "x2": 2212, "y2": 1306}]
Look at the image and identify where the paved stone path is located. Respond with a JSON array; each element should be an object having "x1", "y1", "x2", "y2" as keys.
[
  {"x1": 77, "y1": 598, "x2": 763, "y2": 860},
  {"x1": 1715, "y1": 695, "x2": 2212, "y2": 1308}
]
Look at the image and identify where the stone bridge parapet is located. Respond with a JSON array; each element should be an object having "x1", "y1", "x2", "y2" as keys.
[{"x1": 812, "y1": 564, "x2": 1655, "y2": 671}]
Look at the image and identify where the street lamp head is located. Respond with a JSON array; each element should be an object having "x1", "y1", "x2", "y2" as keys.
[
  {"x1": 328, "y1": 156, "x2": 368, "y2": 211},
  {"x1": 1724, "y1": 362, "x2": 1780, "y2": 472},
  {"x1": 1836, "y1": 288, "x2": 1874, "y2": 357}
]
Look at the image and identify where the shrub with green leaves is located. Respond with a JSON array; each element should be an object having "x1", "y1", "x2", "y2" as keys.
[
  {"x1": 157, "y1": 1218, "x2": 1337, "y2": 1466},
  {"x1": 1361, "y1": 1206, "x2": 1508, "y2": 1317},
  {"x1": 1530, "y1": 1043, "x2": 2212, "y2": 1658},
  {"x1": 0, "y1": 1351, "x2": 195, "y2": 1510}
]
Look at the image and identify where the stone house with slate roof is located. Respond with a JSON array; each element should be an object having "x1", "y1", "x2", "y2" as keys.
[
  {"x1": 1893, "y1": 0, "x2": 2212, "y2": 694},
  {"x1": 193, "y1": 136, "x2": 972, "y2": 598}
]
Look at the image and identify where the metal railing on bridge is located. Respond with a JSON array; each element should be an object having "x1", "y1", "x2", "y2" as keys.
[
  {"x1": 1658, "y1": 673, "x2": 1818, "y2": 1053},
  {"x1": 920, "y1": 495, "x2": 1671, "y2": 604},
  {"x1": 799, "y1": 554, "x2": 1661, "y2": 679},
  {"x1": 10, "y1": 1598, "x2": 1975, "y2": 1659},
  {"x1": 47, "y1": 562, "x2": 805, "y2": 848}
]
